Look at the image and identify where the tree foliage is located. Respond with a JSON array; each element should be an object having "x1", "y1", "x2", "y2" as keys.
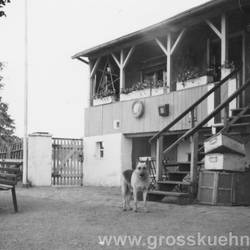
[
  {"x1": 0, "y1": 0, "x2": 10, "y2": 17},
  {"x1": 0, "y1": 0, "x2": 15, "y2": 145},
  {"x1": 0, "y1": 65, "x2": 15, "y2": 145}
]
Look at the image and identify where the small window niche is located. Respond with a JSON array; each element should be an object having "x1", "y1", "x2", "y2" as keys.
[{"x1": 96, "y1": 141, "x2": 104, "y2": 159}]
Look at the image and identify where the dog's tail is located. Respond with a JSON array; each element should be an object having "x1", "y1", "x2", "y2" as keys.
[{"x1": 121, "y1": 169, "x2": 133, "y2": 195}]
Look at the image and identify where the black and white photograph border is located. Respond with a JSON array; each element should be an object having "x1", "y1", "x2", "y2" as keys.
[{"x1": 0, "y1": 0, "x2": 250, "y2": 249}]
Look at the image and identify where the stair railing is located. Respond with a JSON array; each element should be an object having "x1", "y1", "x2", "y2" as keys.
[
  {"x1": 162, "y1": 76, "x2": 250, "y2": 154},
  {"x1": 149, "y1": 65, "x2": 250, "y2": 195},
  {"x1": 149, "y1": 67, "x2": 241, "y2": 144}
]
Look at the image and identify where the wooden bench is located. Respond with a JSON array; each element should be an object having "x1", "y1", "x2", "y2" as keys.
[{"x1": 0, "y1": 159, "x2": 22, "y2": 212}]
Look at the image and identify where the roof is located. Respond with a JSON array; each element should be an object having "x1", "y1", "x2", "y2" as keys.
[{"x1": 72, "y1": 0, "x2": 246, "y2": 59}]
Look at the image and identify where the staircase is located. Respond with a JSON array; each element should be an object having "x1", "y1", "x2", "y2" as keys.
[{"x1": 148, "y1": 68, "x2": 250, "y2": 204}]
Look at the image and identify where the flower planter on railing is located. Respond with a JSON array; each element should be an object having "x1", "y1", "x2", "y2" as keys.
[
  {"x1": 151, "y1": 87, "x2": 165, "y2": 96},
  {"x1": 93, "y1": 96, "x2": 116, "y2": 106},
  {"x1": 176, "y1": 75, "x2": 213, "y2": 91},
  {"x1": 120, "y1": 88, "x2": 151, "y2": 101}
]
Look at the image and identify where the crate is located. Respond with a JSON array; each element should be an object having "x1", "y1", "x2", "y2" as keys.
[
  {"x1": 198, "y1": 170, "x2": 250, "y2": 206},
  {"x1": 204, "y1": 133, "x2": 245, "y2": 155},
  {"x1": 204, "y1": 153, "x2": 246, "y2": 172}
]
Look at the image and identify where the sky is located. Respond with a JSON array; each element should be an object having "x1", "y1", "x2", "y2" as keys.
[{"x1": 0, "y1": 0, "x2": 209, "y2": 138}]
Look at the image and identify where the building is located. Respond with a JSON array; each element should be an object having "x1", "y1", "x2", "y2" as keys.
[{"x1": 73, "y1": 0, "x2": 250, "y2": 199}]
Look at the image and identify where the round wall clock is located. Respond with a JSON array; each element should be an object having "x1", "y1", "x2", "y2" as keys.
[{"x1": 131, "y1": 100, "x2": 144, "y2": 118}]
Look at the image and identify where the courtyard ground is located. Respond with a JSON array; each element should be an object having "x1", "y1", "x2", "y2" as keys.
[{"x1": 0, "y1": 186, "x2": 250, "y2": 250}]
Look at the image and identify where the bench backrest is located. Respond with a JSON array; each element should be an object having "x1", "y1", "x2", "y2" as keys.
[{"x1": 0, "y1": 162, "x2": 22, "y2": 186}]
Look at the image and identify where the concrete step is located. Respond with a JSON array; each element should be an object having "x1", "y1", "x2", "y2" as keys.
[
  {"x1": 148, "y1": 190, "x2": 192, "y2": 204},
  {"x1": 158, "y1": 180, "x2": 190, "y2": 185},
  {"x1": 167, "y1": 171, "x2": 189, "y2": 175},
  {"x1": 148, "y1": 190, "x2": 189, "y2": 197}
]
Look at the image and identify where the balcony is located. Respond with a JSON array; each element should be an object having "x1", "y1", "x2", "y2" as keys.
[{"x1": 85, "y1": 83, "x2": 215, "y2": 137}]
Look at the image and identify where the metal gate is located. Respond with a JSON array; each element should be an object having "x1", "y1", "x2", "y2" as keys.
[{"x1": 52, "y1": 138, "x2": 83, "y2": 186}]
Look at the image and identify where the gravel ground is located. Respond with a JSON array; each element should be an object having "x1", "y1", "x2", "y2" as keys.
[{"x1": 0, "y1": 186, "x2": 250, "y2": 250}]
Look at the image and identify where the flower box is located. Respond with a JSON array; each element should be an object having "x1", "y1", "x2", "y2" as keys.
[
  {"x1": 176, "y1": 75, "x2": 213, "y2": 91},
  {"x1": 120, "y1": 88, "x2": 151, "y2": 101},
  {"x1": 93, "y1": 96, "x2": 115, "y2": 106},
  {"x1": 151, "y1": 87, "x2": 165, "y2": 96}
]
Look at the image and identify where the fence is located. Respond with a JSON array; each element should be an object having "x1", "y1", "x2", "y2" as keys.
[
  {"x1": 52, "y1": 137, "x2": 84, "y2": 186},
  {"x1": 0, "y1": 140, "x2": 23, "y2": 159}
]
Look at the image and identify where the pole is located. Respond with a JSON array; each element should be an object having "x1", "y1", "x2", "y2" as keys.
[{"x1": 22, "y1": 0, "x2": 28, "y2": 186}]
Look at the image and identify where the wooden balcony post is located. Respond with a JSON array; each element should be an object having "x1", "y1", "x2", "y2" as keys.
[
  {"x1": 167, "y1": 33, "x2": 171, "y2": 91},
  {"x1": 111, "y1": 47, "x2": 134, "y2": 94},
  {"x1": 221, "y1": 13, "x2": 229, "y2": 122},
  {"x1": 155, "y1": 29, "x2": 185, "y2": 92},
  {"x1": 89, "y1": 57, "x2": 101, "y2": 106},
  {"x1": 89, "y1": 60, "x2": 94, "y2": 106},
  {"x1": 223, "y1": 103, "x2": 229, "y2": 126},
  {"x1": 221, "y1": 13, "x2": 228, "y2": 69},
  {"x1": 120, "y1": 50, "x2": 125, "y2": 92},
  {"x1": 156, "y1": 136, "x2": 163, "y2": 182},
  {"x1": 190, "y1": 132, "x2": 199, "y2": 196},
  {"x1": 190, "y1": 109, "x2": 198, "y2": 195}
]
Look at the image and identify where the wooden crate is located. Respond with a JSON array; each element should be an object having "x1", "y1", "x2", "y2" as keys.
[
  {"x1": 204, "y1": 153, "x2": 246, "y2": 172},
  {"x1": 198, "y1": 170, "x2": 250, "y2": 206},
  {"x1": 204, "y1": 133, "x2": 245, "y2": 155}
]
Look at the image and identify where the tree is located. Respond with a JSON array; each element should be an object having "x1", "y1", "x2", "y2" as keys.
[
  {"x1": 0, "y1": 0, "x2": 10, "y2": 17},
  {"x1": 0, "y1": 0, "x2": 15, "y2": 145},
  {"x1": 0, "y1": 63, "x2": 15, "y2": 145}
]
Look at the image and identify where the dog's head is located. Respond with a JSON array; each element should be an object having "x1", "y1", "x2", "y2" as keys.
[{"x1": 134, "y1": 161, "x2": 148, "y2": 179}]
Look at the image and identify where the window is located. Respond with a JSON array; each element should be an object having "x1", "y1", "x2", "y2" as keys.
[{"x1": 96, "y1": 141, "x2": 104, "y2": 159}]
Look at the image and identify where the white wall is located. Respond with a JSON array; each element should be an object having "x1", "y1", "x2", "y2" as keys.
[
  {"x1": 83, "y1": 133, "x2": 132, "y2": 186},
  {"x1": 28, "y1": 132, "x2": 52, "y2": 186}
]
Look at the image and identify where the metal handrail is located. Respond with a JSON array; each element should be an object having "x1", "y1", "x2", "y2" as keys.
[
  {"x1": 149, "y1": 67, "x2": 240, "y2": 143},
  {"x1": 163, "y1": 78, "x2": 250, "y2": 154}
]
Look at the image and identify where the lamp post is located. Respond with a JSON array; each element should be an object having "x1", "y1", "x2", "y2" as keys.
[{"x1": 22, "y1": 0, "x2": 28, "y2": 186}]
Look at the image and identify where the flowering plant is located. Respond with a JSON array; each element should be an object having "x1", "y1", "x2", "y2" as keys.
[
  {"x1": 121, "y1": 80, "x2": 166, "y2": 94},
  {"x1": 93, "y1": 89, "x2": 116, "y2": 99}
]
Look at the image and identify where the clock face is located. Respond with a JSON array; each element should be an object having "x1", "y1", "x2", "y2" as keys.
[
  {"x1": 133, "y1": 102, "x2": 141, "y2": 113},
  {"x1": 132, "y1": 101, "x2": 144, "y2": 118}
]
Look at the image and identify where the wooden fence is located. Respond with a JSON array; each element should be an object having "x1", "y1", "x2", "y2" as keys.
[
  {"x1": 0, "y1": 140, "x2": 23, "y2": 159},
  {"x1": 52, "y1": 138, "x2": 84, "y2": 186}
]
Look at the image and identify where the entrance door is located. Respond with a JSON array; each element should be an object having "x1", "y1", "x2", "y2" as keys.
[{"x1": 132, "y1": 137, "x2": 151, "y2": 169}]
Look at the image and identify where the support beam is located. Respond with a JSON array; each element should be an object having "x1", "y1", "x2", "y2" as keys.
[
  {"x1": 77, "y1": 57, "x2": 89, "y2": 65},
  {"x1": 156, "y1": 136, "x2": 163, "y2": 182},
  {"x1": 221, "y1": 13, "x2": 228, "y2": 67},
  {"x1": 112, "y1": 47, "x2": 135, "y2": 91},
  {"x1": 170, "y1": 29, "x2": 186, "y2": 55},
  {"x1": 206, "y1": 38, "x2": 210, "y2": 67},
  {"x1": 155, "y1": 30, "x2": 185, "y2": 90},
  {"x1": 111, "y1": 53, "x2": 120, "y2": 68},
  {"x1": 190, "y1": 132, "x2": 199, "y2": 195},
  {"x1": 123, "y1": 46, "x2": 135, "y2": 68},
  {"x1": 120, "y1": 50, "x2": 125, "y2": 91},
  {"x1": 167, "y1": 33, "x2": 171, "y2": 90},
  {"x1": 90, "y1": 57, "x2": 101, "y2": 78},
  {"x1": 155, "y1": 38, "x2": 168, "y2": 56},
  {"x1": 206, "y1": 19, "x2": 222, "y2": 39},
  {"x1": 220, "y1": 13, "x2": 229, "y2": 123},
  {"x1": 89, "y1": 61, "x2": 94, "y2": 106},
  {"x1": 242, "y1": 31, "x2": 246, "y2": 106}
]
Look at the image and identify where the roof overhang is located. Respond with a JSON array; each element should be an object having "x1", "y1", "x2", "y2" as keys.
[{"x1": 72, "y1": 0, "x2": 250, "y2": 60}]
